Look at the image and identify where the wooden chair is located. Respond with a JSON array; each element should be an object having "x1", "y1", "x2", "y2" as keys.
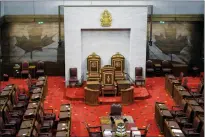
[
  {"x1": 101, "y1": 65, "x2": 117, "y2": 96},
  {"x1": 87, "y1": 52, "x2": 101, "y2": 81},
  {"x1": 36, "y1": 61, "x2": 45, "y2": 76},
  {"x1": 146, "y1": 60, "x2": 154, "y2": 76},
  {"x1": 138, "y1": 124, "x2": 151, "y2": 137},
  {"x1": 161, "y1": 60, "x2": 172, "y2": 74},
  {"x1": 69, "y1": 68, "x2": 79, "y2": 87},
  {"x1": 135, "y1": 67, "x2": 145, "y2": 86},
  {"x1": 111, "y1": 52, "x2": 125, "y2": 80},
  {"x1": 182, "y1": 115, "x2": 203, "y2": 137},
  {"x1": 110, "y1": 104, "x2": 122, "y2": 116},
  {"x1": 21, "y1": 61, "x2": 29, "y2": 78},
  {"x1": 84, "y1": 122, "x2": 103, "y2": 137}
]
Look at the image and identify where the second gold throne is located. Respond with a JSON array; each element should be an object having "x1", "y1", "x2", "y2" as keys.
[{"x1": 111, "y1": 52, "x2": 125, "y2": 80}]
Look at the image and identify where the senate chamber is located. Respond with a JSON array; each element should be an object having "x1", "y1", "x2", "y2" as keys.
[{"x1": 0, "y1": 1, "x2": 204, "y2": 137}]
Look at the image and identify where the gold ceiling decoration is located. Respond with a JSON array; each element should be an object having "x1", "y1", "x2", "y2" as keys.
[{"x1": 100, "y1": 10, "x2": 112, "y2": 27}]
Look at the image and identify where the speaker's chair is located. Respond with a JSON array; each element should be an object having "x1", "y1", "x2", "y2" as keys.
[{"x1": 101, "y1": 65, "x2": 117, "y2": 96}]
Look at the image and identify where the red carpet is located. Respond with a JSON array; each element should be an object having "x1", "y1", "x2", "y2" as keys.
[{"x1": 0, "y1": 76, "x2": 201, "y2": 137}]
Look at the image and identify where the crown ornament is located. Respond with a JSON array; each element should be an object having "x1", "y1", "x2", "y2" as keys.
[{"x1": 100, "y1": 10, "x2": 112, "y2": 27}]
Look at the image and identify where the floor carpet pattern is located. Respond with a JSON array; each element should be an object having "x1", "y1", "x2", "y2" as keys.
[{"x1": 0, "y1": 76, "x2": 200, "y2": 137}]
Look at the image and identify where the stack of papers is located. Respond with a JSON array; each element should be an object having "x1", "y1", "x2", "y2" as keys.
[
  {"x1": 103, "y1": 129, "x2": 112, "y2": 137},
  {"x1": 172, "y1": 129, "x2": 183, "y2": 133}
]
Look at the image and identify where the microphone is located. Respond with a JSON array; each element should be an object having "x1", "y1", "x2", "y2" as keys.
[
  {"x1": 123, "y1": 118, "x2": 128, "y2": 123},
  {"x1": 110, "y1": 117, "x2": 115, "y2": 124}
]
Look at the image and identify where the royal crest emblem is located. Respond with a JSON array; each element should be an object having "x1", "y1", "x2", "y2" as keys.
[{"x1": 100, "y1": 10, "x2": 112, "y2": 27}]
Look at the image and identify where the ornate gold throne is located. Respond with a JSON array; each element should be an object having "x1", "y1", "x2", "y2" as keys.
[
  {"x1": 101, "y1": 65, "x2": 117, "y2": 96},
  {"x1": 87, "y1": 53, "x2": 101, "y2": 81},
  {"x1": 111, "y1": 52, "x2": 125, "y2": 80}
]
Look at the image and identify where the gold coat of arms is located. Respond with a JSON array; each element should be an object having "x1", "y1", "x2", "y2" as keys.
[{"x1": 100, "y1": 10, "x2": 112, "y2": 27}]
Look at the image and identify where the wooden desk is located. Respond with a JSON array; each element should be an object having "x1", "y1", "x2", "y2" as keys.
[
  {"x1": 191, "y1": 105, "x2": 204, "y2": 117},
  {"x1": 100, "y1": 116, "x2": 140, "y2": 137},
  {"x1": 84, "y1": 87, "x2": 100, "y2": 106},
  {"x1": 184, "y1": 98, "x2": 199, "y2": 106},
  {"x1": 30, "y1": 93, "x2": 42, "y2": 102},
  {"x1": 60, "y1": 104, "x2": 71, "y2": 112},
  {"x1": 117, "y1": 80, "x2": 131, "y2": 95},
  {"x1": 36, "y1": 76, "x2": 48, "y2": 97},
  {"x1": 20, "y1": 119, "x2": 35, "y2": 129},
  {"x1": 155, "y1": 102, "x2": 168, "y2": 127},
  {"x1": 2, "y1": 84, "x2": 15, "y2": 91},
  {"x1": 23, "y1": 108, "x2": 37, "y2": 120},
  {"x1": 121, "y1": 87, "x2": 134, "y2": 105},
  {"x1": 0, "y1": 90, "x2": 13, "y2": 103},
  {"x1": 174, "y1": 90, "x2": 192, "y2": 106},
  {"x1": 86, "y1": 81, "x2": 100, "y2": 90},
  {"x1": 0, "y1": 98, "x2": 8, "y2": 105},
  {"x1": 172, "y1": 63, "x2": 188, "y2": 77},
  {"x1": 57, "y1": 121, "x2": 70, "y2": 131},
  {"x1": 173, "y1": 85, "x2": 186, "y2": 101},
  {"x1": 165, "y1": 74, "x2": 176, "y2": 91},
  {"x1": 59, "y1": 111, "x2": 71, "y2": 121},
  {"x1": 18, "y1": 128, "x2": 34, "y2": 137},
  {"x1": 159, "y1": 110, "x2": 173, "y2": 133},
  {"x1": 117, "y1": 80, "x2": 130, "y2": 89},
  {"x1": 167, "y1": 79, "x2": 181, "y2": 97},
  {"x1": 164, "y1": 119, "x2": 184, "y2": 137},
  {"x1": 56, "y1": 131, "x2": 69, "y2": 137},
  {"x1": 27, "y1": 102, "x2": 40, "y2": 109},
  {"x1": 30, "y1": 87, "x2": 43, "y2": 94}
]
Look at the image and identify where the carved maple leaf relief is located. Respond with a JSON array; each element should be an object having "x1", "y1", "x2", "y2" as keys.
[
  {"x1": 10, "y1": 26, "x2": 57, "y2": 62},
  {"x1": 150, "y1": 24, "x2": 192, "y2": 64},
  {"x1": 15, "y1": 27, "x2": 55, "y2": 53},
  {"x1": 154, "y1": 25, "x2": 187, "y2": 54}
]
